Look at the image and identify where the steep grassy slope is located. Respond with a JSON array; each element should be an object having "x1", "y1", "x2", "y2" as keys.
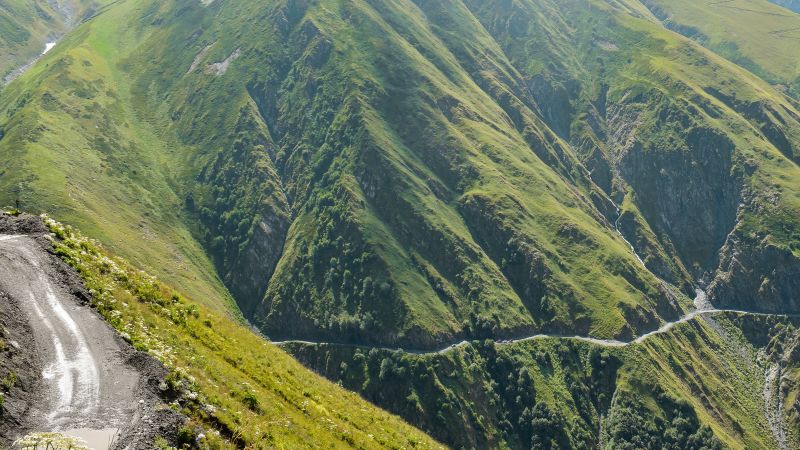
[
  {"x1": 0, "y1": 0, "x2": 99, "y2": 82},
  {"x1": 3, "y1": 0, "x2": 797, "y2": 346},
  {"x1": 129, "y1": 0, "x2": 799, "y2": 344},
  {"x1": 0, "y1": 0, "x2": 799, "y2": 448},
  {"x1": 641, "y1": 0, "x2": 800, "y2": 95},
  {"x1": 469, "y1": 0, "x2": 800, "y2": 314},
  {"x1": 42, "y1": 213, "x2": 443, "y2": 449},
  {"x1": 112, "y1": 0, "x2": 688, "y2": 349}
]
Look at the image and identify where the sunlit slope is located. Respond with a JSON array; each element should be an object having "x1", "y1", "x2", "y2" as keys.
[
  {"x1": 119, "y1": 0, "x2": 691, "y2": 349},
  {"x1": 0, "y1": 0, "x2": 100, "y2": 80},
  {"x1": 462, "y1": 0, "x2": 800, "y2": 312},
  {"x1": 0, "y1": 1, "x2": 234, "y2": 310},
  {"x1": 641, "y1": 0, "x2": 800, "y2": 94},
  {"x1": 0, "y1": 0, "x2": 798, "y2": 448}
]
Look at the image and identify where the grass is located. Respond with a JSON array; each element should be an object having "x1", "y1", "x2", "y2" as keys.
[
  {"x1": 2, "y1": 0, "x2": 796, "y2": 347},
  {"x1": 0, "y1": 1, "x2": 107, "y2": 81},
  {"x1": 641, "y1": 0, "x2": 800, "y2": 92},
  {"x1": 0, "y1": 0, "x2": 236, "y2": 314},
  {"x1": 288, "y1": 312, "x2": 800, "y2": 449}
]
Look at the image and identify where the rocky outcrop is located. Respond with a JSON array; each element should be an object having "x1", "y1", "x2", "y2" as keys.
[
  {"x1": 619, "y1": 118, "x2": 740, "y2": 276},
  {"x1": 708, "y1": 232, "x2": 800, "y2": 313}
]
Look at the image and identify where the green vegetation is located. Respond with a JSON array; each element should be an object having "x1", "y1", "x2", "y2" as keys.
[
  {"x1": 0, "y1": 0, "x2": 235, "y2": 312},
  {"x1": 1, "y1": 370, "x2": 17, "y2": 391},
  {"x1": 0, "y1": 0, "x2": 99, "y2": 81},
  {"x1": 16, "y1": 432, "x2": 90, "y2": 450},
  {"x1": 2, "y1": 0, "x2": 798, "y2": 346},
  {"x1": 45, "y1": 215, "x2": 443, "y2": 449},
  {"x1": 641, "y1": 0, "x2": 800, "y2": 95}
]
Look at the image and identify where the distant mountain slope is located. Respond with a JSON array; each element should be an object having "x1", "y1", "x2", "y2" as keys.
[
  {"x1": 0, "y1": 1, "x2": 799, "y2": 447},
  {"x1": 641, "y1": 0, "x2": 800, "y2": 95},
  {"x1": 770, "y1": 0, "x2": 800, "y2": 13},
  {"x1": 291, "y1": 312, "x2": 800, "y2": 449},
  {"x1": 0, "y1": 0, "x2": 98, "y2": 81}
]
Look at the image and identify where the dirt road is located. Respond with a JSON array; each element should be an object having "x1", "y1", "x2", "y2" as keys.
[
  {"x1": 0, "y1": 226, "x2": 181, "y2": 449},
  {"x1": 275, "y1": 289, "x2": 800, "y2": 354}
]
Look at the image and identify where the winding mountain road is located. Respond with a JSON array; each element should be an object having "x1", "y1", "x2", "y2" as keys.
[
  {"x1": 0, "y1": 234, "x2": 141, "y2": 448},
  {"x1": 273, "y1": 289, "x2": 800, "y2": 354}
]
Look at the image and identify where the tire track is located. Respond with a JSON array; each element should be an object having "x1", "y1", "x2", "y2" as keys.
[{"x1": 0, "y1": 234, "x2": 140, "y2": 448}]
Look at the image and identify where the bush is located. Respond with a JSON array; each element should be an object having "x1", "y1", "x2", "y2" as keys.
[
  {"x1": 242, "y1": 390, "x2": 261, "y2": 413},
  {"x1": 2, "y1": 371, "x2": 17, "y2": 390},
  {"x1": 177, "y1": 427, "x2": 197, "y2": 448}
]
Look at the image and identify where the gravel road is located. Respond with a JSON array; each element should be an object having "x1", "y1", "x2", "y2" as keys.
[
  {"x1": 275, "y1": 289, "x2": 800, "y2": 354},
  {"x1": 0, "y1": 217, "x2": 184, "y2": 449}
]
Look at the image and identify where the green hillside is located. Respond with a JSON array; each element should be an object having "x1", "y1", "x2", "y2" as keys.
[
  {"x1": 0, "y1": 0, "x2": 99, "y2": 82},
  {"x1": 4, "y1": 0, "x2": 794, "y2": 345},
  {"x1": 290, "y1": 312, "x2": 800, "y2": 449},
  {"x1": 0, "y1": 0, "x2": 235, "y2": 310},
  {"x1": 1, "y1": 0, "x2": 799, "y2": 448},
  {"x1": 641, "y1": 0, "x2": 800, "y2": 95}
]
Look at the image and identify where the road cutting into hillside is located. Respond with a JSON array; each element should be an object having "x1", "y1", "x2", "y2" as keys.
[
  {"x1": 274, "y1": 289, "x2": 800, "y2": 354},
  {"x1": 0, "y1": 234, "x2": 141, "y2": 447}
]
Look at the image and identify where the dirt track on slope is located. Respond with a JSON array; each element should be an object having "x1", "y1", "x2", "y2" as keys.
[
  {"x1": 0, "y1": 214, "x2": 183, "y2": 449},
  {"x1": 275, "y1": 290, "x2": 800, "y2": 354}
]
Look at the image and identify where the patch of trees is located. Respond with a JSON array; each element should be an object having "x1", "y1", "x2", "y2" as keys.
[{"x1": 604, "y1": 390, "x2": 721, "y2": 450}]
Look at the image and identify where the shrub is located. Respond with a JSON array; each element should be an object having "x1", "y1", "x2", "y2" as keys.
[
  {"x1": 2, "y1": 371, "x2": 17, "y2": 390},
  {"x1": 242, "y1": 390, "x2": 261, "y2": 413},
  {"x1": 177, "y1": 426, "x2": 197, "y2": 448},
  {"x1": 153, "y1": 436, "x2": 177, "y2": 450}
]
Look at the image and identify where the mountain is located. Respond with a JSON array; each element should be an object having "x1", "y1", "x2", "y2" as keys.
[
  {"x1": 1, "y1": 0, "x2": 799, "y2": 448},
  {"x1": 641, "y1": 0, "x2": 800, "y2": 96},
  {"x1": 4, "y1": 0, "x2": 797, "y2": 347}
]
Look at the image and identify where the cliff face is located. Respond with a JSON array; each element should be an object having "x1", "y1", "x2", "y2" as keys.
[
  {"x1": 619, "y1": 115, "x2": 741, "y2": 277},
  {"x1": 710, "y1": 232, "x2": 800, "y2": 313}
]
